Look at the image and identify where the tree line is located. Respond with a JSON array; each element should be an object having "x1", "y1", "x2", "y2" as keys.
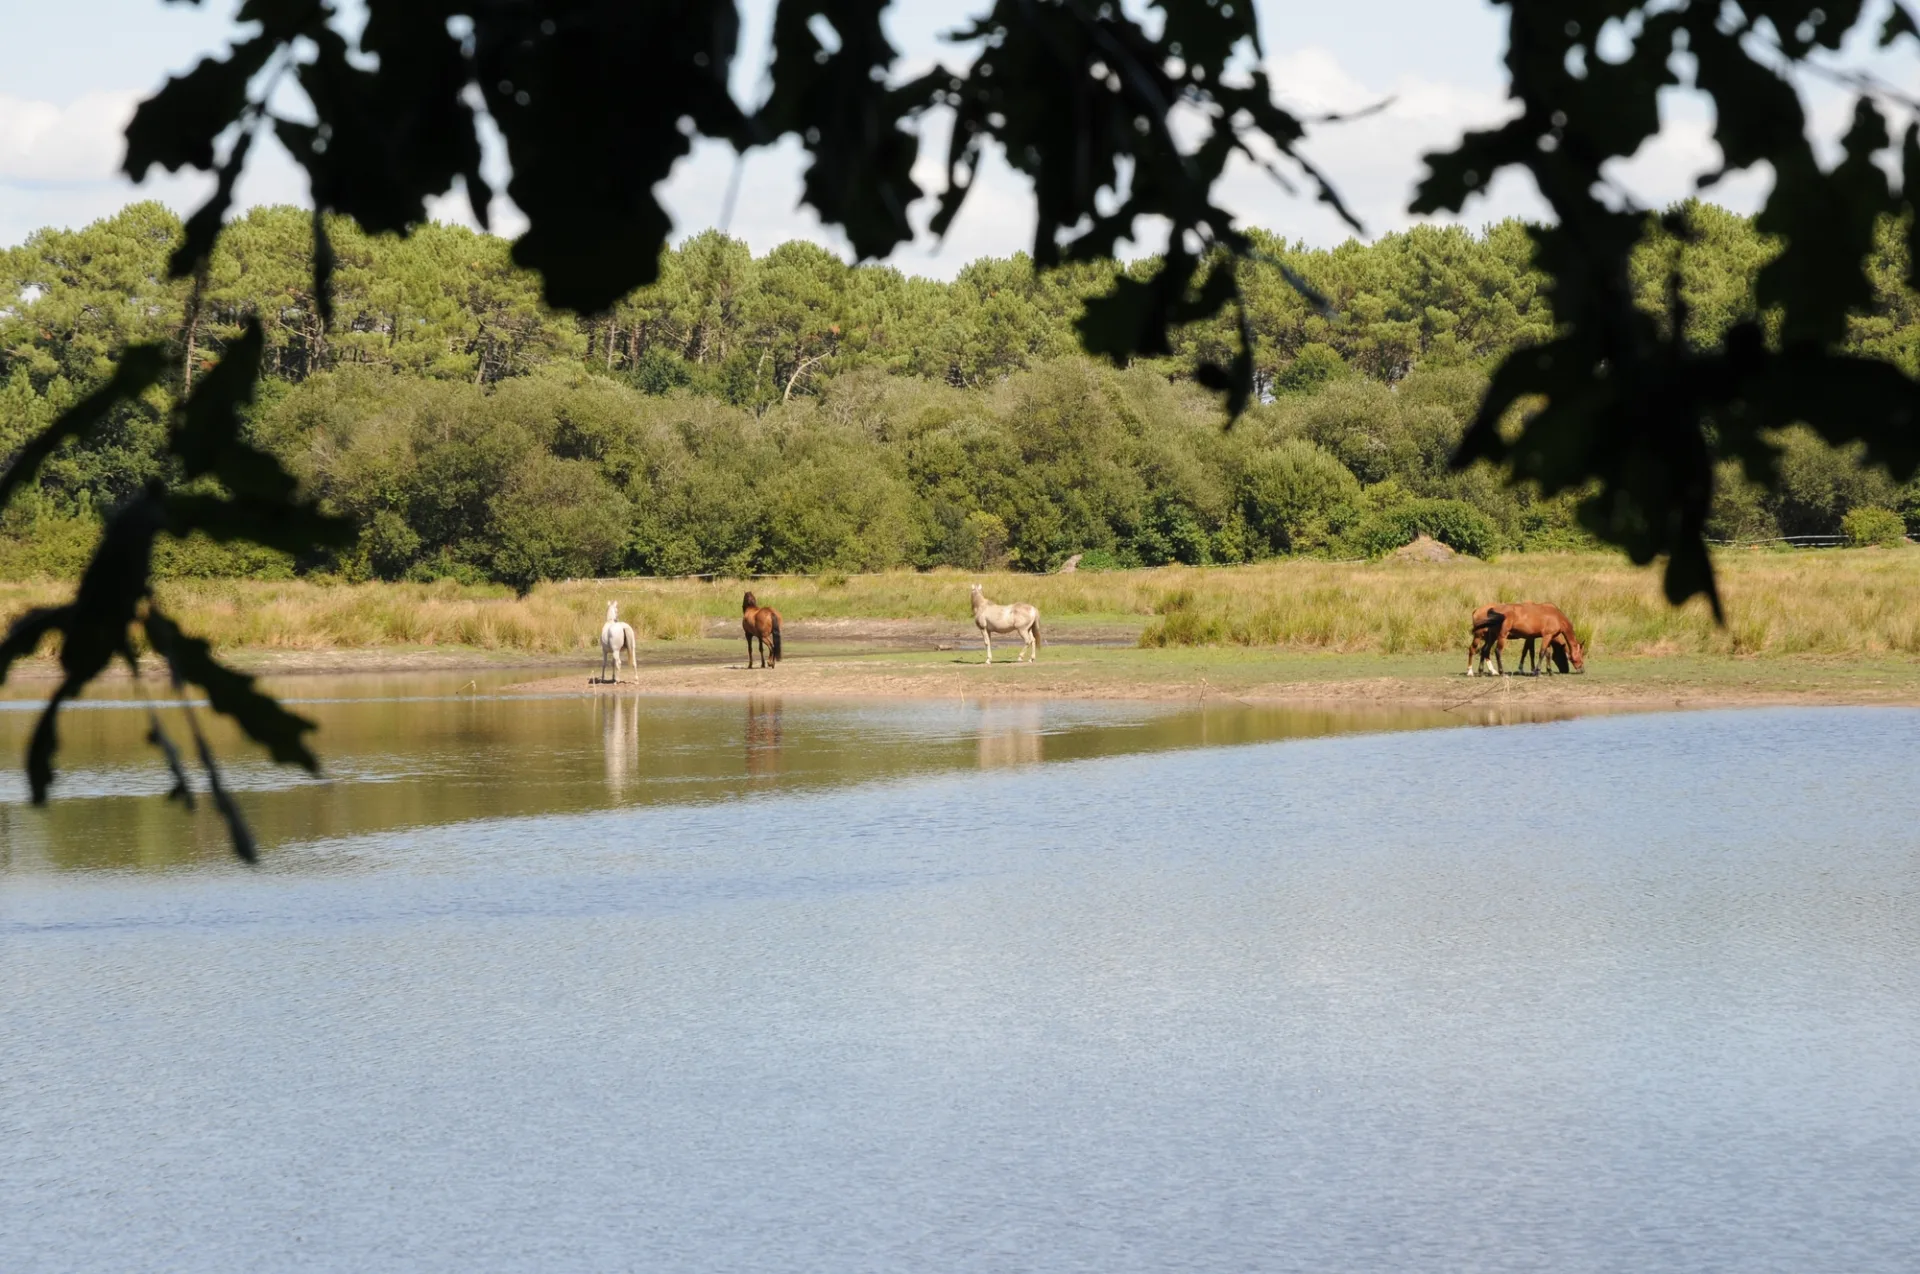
[{"x1": 2, "y1": 199, "x2": 1915, "y2": 588}]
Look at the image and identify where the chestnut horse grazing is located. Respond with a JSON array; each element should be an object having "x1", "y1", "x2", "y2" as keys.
[
  {"x1": 1467, "y1": 602, "x2": 1584, "y2": 676},
  {"x1": 970, "y1": 583, "x2": 1041, "y2": 663},
  {"x1": 742, "y1": 591, "x2": 782, "y2": 668}
]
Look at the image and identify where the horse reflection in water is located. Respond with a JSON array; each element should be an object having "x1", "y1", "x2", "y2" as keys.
[
  {"x1": 601, "y1": 693, "x2": 641, "y2": 795},
  {"x1": 745, "y1": 696, "x2": 784, "y2": 777},
  {"x1": 975, "y1": 702, "x2": 1045, "y2": 768}
]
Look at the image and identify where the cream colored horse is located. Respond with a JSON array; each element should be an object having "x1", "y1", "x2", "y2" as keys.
[
  {"x1": 970, "y1": 583, "x2": 1041, "y2": 664},
  {"x1": 599, "y1": 602, "x2": 638, "y2": 682}
]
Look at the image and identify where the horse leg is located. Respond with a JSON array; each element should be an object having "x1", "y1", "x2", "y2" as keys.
[
  {"x1": 1026, "y1": 625, "x2": 1037, "y2": 662},
  {"x1": 982, "y1": 628, "x2": 993, "y2": 664}
]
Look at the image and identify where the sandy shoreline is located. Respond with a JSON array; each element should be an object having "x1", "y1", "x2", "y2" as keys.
[
  {"x1": 498, "y1": 647, "x2": 1920, "y2": 713},
  {"x1": 8, "y1": 636, "x2": 1919, "y2": 713}
]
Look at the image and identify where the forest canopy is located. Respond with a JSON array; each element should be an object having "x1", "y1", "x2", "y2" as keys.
[{"x1": 4, "y1": 199, "x2": 1916, "y2": 588}]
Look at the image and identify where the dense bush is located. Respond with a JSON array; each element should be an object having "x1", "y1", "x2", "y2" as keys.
[
  {"x1": 1347, "y1": 496, "x2": 1500, "y2": 559},
  {"x1": 490, "y1": 455, "x2": 631, "y2": 591},
  {"x1": 1842, "y1": 506, "x2": 1909, "y2": 548},
  {"x1": 1238, "y1": 440, "x2": 1362, "y2": 554},
  {"x1": 7, "y1": 200, "x2": 1920, "y2": 586}
]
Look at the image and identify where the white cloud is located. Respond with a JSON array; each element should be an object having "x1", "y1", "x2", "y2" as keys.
[
  {"x1": 645, "y1": 45, "x2": 1558, "y2": 276},
  {"x1": 1229, "y1": 47, "x2": 1547, "y2": 243},
  {"x1": 0, "y1": 91, "x2": 138, "y2": 183},
  {"x1": 5, "y1": 37, "x2": 1833, "y2": 273},
  {"x1": 1601, "y1": 93, "x2": 1774, "y2": 216}
]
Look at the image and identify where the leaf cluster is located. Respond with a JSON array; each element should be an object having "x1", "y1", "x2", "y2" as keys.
[
  {"x1": 1414, "y1": 0, "x2": 1920, "y2": 613},
  {"x1": 0, "y1": 321, "x2": 351, "y2": 858}
]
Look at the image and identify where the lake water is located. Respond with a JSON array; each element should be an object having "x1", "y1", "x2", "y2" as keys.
[{"x1": 2, "y1": 683, "x2": 1917, "y2": 1272}]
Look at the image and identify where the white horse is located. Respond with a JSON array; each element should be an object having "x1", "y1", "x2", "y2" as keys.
[
  {"x1": 970, "y1": 583, "x2": 1041, "y2": 664},
  {"x1": 598, "y1": 601, "x2": 638, "y2": 683}
]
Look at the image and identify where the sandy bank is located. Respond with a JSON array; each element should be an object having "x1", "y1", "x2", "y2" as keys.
[
  {"x1": 7, "y1": 632, "x2": 1916, "y2": 714},
  {"x1": 501, "y1": 645, "x2": 1920, "y2": 712}
]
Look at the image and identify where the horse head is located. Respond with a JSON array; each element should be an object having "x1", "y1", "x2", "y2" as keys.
[
  {"x1": 1566, "y1": 633, "x2": 1586, "y2": 672},
  {"x1": 606, "y1": 601, "x2": 618, "y2": 622},
  {"x1": 742, "y1": 591, "x2": 758, "y2": 610}
]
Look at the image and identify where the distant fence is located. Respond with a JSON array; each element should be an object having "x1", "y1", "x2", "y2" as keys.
[{"x1": 1708, "y1": 534, "x2": 1875, "y2": 548}]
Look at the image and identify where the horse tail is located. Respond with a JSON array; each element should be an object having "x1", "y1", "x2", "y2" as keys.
[
  {"x1": 1032, "y1": 619, "x2": 1041, "y2": 650},
  {"x1": 770, "y1": 612, "x2": 782, "y2": 664}
]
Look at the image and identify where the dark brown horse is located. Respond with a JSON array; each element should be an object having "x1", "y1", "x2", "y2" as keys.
[{"x1": 742, "y1": 591, "x2": 782, "y2": 669}]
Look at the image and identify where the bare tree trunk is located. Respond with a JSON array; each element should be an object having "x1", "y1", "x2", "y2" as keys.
[
  {"x1": 179, "y1": 268, "x2": 207, "y2": 392},
  {"x1": 182, "y1": 310, "x2": 200, "y2": 393},
  {"x1": 604, "y1": 319, "x2": 615, "y2": 370},
  {"x1": 783, "y1": 353, "x2": 828, "y2": 403}
]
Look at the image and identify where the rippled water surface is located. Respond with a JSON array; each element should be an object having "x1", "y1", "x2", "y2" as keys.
[{"x1": 3, "y1": 682, "x2": 1917, "y2": 1272}]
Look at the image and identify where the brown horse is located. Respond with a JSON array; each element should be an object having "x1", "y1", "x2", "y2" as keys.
[
  {"x1": 742, "y1": 591, "x2": 782, "y2": 669},
  {"x1": 1469, "y1": 602, "x2": 1584, "y2": 676},
  {"x1": 1466, "y1": 603, "x2": 1516, "y2": 676}
]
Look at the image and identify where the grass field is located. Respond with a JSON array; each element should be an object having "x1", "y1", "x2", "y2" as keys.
[{"x1": 2, "y1": 548, "x2": 1919, "y2": 660}]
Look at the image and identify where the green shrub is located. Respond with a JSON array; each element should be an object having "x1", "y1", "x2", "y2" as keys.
[
  {"x1": 1131, "y1": 496, "x2": 1212, "y2": 566},
  {"x1": 1238, "y1": 439, "x2": 1362, "y2": 555},
  {"x1": 959, "y1": 510, "x2": 1012, "y2": 570},
  {"x1": 1272, "y1": 342, "x2": 1350, "y2": 394},
  {"x1": 627, "y1": 349, "x2": 693, "y2": 396},
  {"x1": 0, "y1": 514, "x2": 101, "y2": 579},
  {"x1": 403, "y1": 551, "x2": 492, "y2": 586},
  {"x1": 1841, "y1": 506, "x2": 1908, "y2": 548},
  {"x1": 489, "y1": 455, "x2": 631, "y2": 592},
  {"x1": 1137, "y1": 590, "x2": 1225, "y2": 646},
  {"x1": 362, "y1": 508, "x2": 423, "y2": 579},
  {"x1": 1347, "y1": 496, "x2": 1499, "y2": 558},
  {"x1": 153, "y1": 533, "x2": 297, "y2": 580},
  {"x1": 1074, "y1": 547, "x2": 1129, "y2": 571}
]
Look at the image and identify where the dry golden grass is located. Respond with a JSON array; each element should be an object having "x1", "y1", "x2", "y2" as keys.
[
  {"x1": 0, "y1": 578, "x2": 705, "y2": 656},
  {"x1": 1, "y1": 548, "x2": 1917, "y2": 658},
  {"x1": 1121, "y1": 548, "x2": 1920, "y2": 656}
]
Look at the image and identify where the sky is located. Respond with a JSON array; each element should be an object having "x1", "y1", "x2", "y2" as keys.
[{"x1": 0, "y1": 0, "x2": 1911, "y2": 278}]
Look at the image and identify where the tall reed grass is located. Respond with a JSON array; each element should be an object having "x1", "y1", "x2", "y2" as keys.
[
  {"x1": 1, "y1": 549, "x2": 1916, "y2": 658},
  {"x1": 1127, "y1": 549, "x2": 1920, "y2": 656}
]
